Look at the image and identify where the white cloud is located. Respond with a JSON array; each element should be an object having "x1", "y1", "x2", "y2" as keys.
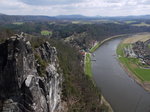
[{"x1": 0, "y1": 0, "x2": 150, "y2": 16}]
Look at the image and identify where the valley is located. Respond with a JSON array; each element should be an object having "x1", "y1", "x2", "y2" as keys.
[{"x1": 0, "y1": 13, "x2": 150, "y2": 112}]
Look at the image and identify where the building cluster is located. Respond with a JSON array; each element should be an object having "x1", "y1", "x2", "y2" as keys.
[
  {"x1": 90, "y1": 40, "x2": 98, "y2": 48},
  {"x1": 133, "y1": 40, "x2": 150, "y2": 65},
  {"x1": 124, "y1": 39, "x2": 150, "y2": 66}
]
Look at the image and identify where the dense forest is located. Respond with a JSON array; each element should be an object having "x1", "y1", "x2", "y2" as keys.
[{"x1": 1, "y1": 19, "x2": 150, "y2": 49}]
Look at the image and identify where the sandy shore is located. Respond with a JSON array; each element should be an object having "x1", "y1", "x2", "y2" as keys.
[{"x1": 101, "y1": 95, "x2": 114, "y2": 112}]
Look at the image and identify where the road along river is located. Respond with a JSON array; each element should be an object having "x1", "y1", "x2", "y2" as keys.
[{"x1": 92, "y1": 37, "x2": 150, "y2": 112}]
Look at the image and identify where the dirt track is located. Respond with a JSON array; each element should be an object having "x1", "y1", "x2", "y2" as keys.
[{"x1": 123, "y1": 33, "x2": 150, "y2": 44}]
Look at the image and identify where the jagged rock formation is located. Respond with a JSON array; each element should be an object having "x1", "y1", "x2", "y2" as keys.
[{"x1": 0, "y1": 35, "x2": 62, "y2": 112}]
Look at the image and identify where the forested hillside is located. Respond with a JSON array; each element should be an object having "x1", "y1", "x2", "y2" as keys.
[{"x1": 1, "y1": 20, "x2": 150, "y2": 49}]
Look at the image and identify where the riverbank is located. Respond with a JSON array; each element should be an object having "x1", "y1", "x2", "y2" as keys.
[
  {"x1": 118, "y1": 59, "x2": 150, "y2": 91},
  {"x1": 116, "y1": 39, "x2": 150, "y2": 91},
  {"x1": 85, "y1": 34, "x2": 128, "y2": 77},
  {"x1": 84, "y1": 35, "x2": 130, "y2": 112},
  {"x1": 84, "y1": 52, "x2": 113, "y2": 112},
  {"x1": 85, "y1": 34, "x2": 127, "y2": 77},
  {"x1": 84, "y1": 34, "x2": 130, "y2": 112},
  {"x1": 101, "y1": 95, "x2": 114, "y2": 112},
  {"x1": 92, "y1": 35, "x2": 150, "y2": 112},
  {"x1": 90, "y1": 34, "x2": 128, "y2": 53},
  {"x1": 84, "y1": 53, "x2": 92, "y2": 77}
]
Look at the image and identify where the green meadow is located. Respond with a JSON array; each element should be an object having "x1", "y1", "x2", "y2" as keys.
[{"x1": 117, "y1": 43, "x2": 150, "y2": 82}]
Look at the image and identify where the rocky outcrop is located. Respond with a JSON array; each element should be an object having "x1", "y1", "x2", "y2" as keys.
[{"x1": 0, "y1": 35, "x2": 62, "y2": 112}]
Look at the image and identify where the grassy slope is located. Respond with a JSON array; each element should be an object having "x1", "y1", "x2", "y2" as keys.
[
  {"x1": 13, "y1": 22, "x2": 24, "y2": 25},
  {"x1": 132, "y1": 22, "x2": 150, "y2": 27},
  {"x1": 90, "y1": 42, "x2": 101, "y2": 53},
  {"x1": 148, "y1": 44, "x2": 150, "y2": 49},
  {"x1": 125, "y1": 21, "x2": 136, "y2": 24},
  {"x1": 117, "y1": 43, "x2": 150, "y2": 82},
  {"x1": 85, "y1": 53, "x2": 92, "y2": 77},
  {"x1": 41, "y1": 30, "x2": 52, "y2": 36}
]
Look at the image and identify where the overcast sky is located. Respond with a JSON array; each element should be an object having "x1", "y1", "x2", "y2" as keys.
[{"x1": 0, "y1": 0, "x2": 150, "y2": 16}]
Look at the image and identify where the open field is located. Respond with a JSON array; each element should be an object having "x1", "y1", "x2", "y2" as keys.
[
  {"x1": 41, "y1": 30, "x2": 52, "y2": 36},
  {"x1": 148, "y1": 44, "x2": 150, "y2": 48},
  {"x1": 123, "y1": 33, "x2": 150, "y2": 44},
  {"x1": 117, "y1": 42, "x2": 150, "y2": 82},
  {"x1": 85, "y1": 53, "x2": 92, "y2": 77},
  {"x1": 132, "y1": 22, "x2": 150, "y2": 27},
  {"x1": 125, "y1": 21, "x2": 136, "y2": 24},
  {"x1": 13, "y1": 22, "x2": 24, "y2": 25},
  {"x1": 71, "y1": 20, "x2": 92, "y2": 24}
]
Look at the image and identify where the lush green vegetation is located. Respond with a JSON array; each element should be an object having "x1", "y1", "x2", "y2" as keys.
[
  {"x1": 0, "y1": 29, "x2": 14, "y2": 43},
  {"x1": 13, "y1": 22, "x2": 24, "y2": 25},
  {"x1": 34, "y1": 53, "x2": 48, "y2": 77},
  {"x1": 41, "y1": 30, "x2": 52, "y2": 36},
  {"x1": 148, "y1": 44, "x2": 150, "y2": 49},
  {"x1": 132, "y1": 22, "x2": 150, "y2": 27},
  {"x1": 90, "y1": 42, "x2": 101, "y2": 53},
  {"x1": 1, "y1": 20, "x2": 150, "y2": 42},
  {"x1": 125, "y1": 21, "x2": 136, "y2": 24},
  {"x1": 117, "y1": 43, "x2": 150, "y2": 82},
  {"x1": 48, "y1": 39, "x2": 108, "y2": 112},
  {"x1": 85, "y1": 53, "x2": 92, "y2": 77}
]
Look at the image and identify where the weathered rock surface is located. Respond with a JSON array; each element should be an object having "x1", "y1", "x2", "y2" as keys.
[{"x1": 0, "y1": 35, "x2": 62, "y2": 112}]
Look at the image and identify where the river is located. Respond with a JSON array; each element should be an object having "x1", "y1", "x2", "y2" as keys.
[{"x1": 92, "y1": 37, "x2": 150, "y2": 112}]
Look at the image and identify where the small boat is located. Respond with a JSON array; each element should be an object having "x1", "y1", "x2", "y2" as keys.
[
  {"x1": 91, "y1": 59, "x2": 96, "y2": 61},
  {"x1": 93, "y1": 53, "x2": 95, "y2": 57}
]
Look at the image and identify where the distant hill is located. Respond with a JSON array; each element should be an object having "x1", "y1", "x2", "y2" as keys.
[
  {"x1": 56, "y1": 15, "x2": 88, "y2": 19},
  {"x1": 0, "y1": 14, "x2": 56, "y2": 23},
  {"x1": 55, "y1": 14, "x2": 150, "y2": 21},
  {"x1": 0, "y1": 13, "x2": 6, "y2": 15},
  {"x1": 106, "y1": 15, "x2": 150, "y2": 20},
  {"x1": 0, "y1": 13, "x2": 150, "y2": 22},
  {"x1": 55, "y1": 15, "x2": 102, "y2": 20}
]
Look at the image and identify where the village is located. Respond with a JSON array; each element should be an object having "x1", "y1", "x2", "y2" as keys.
[{"x1": 124, "y1": 39, "x2": 150, "y2": 67}]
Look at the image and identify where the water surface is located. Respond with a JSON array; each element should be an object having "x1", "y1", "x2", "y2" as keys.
[{"x1": 92, "y1": 37, "x2": 150, "y2": 112}]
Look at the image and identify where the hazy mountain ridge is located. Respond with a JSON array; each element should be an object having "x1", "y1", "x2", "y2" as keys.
[
  {"x1": 0, "y1": 13, "x2": 5, "y2": 15},
  {"x1": 0, "y1": 14, "x2": 56, "y2": 22},
  {"x1": 0, "y1": 13, "x2": 150, "y2": 22}
]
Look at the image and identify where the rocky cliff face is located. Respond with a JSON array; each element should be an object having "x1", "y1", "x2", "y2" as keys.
[{"x1": 0, "y1": 35, "x2": 62, "y2": 112}]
